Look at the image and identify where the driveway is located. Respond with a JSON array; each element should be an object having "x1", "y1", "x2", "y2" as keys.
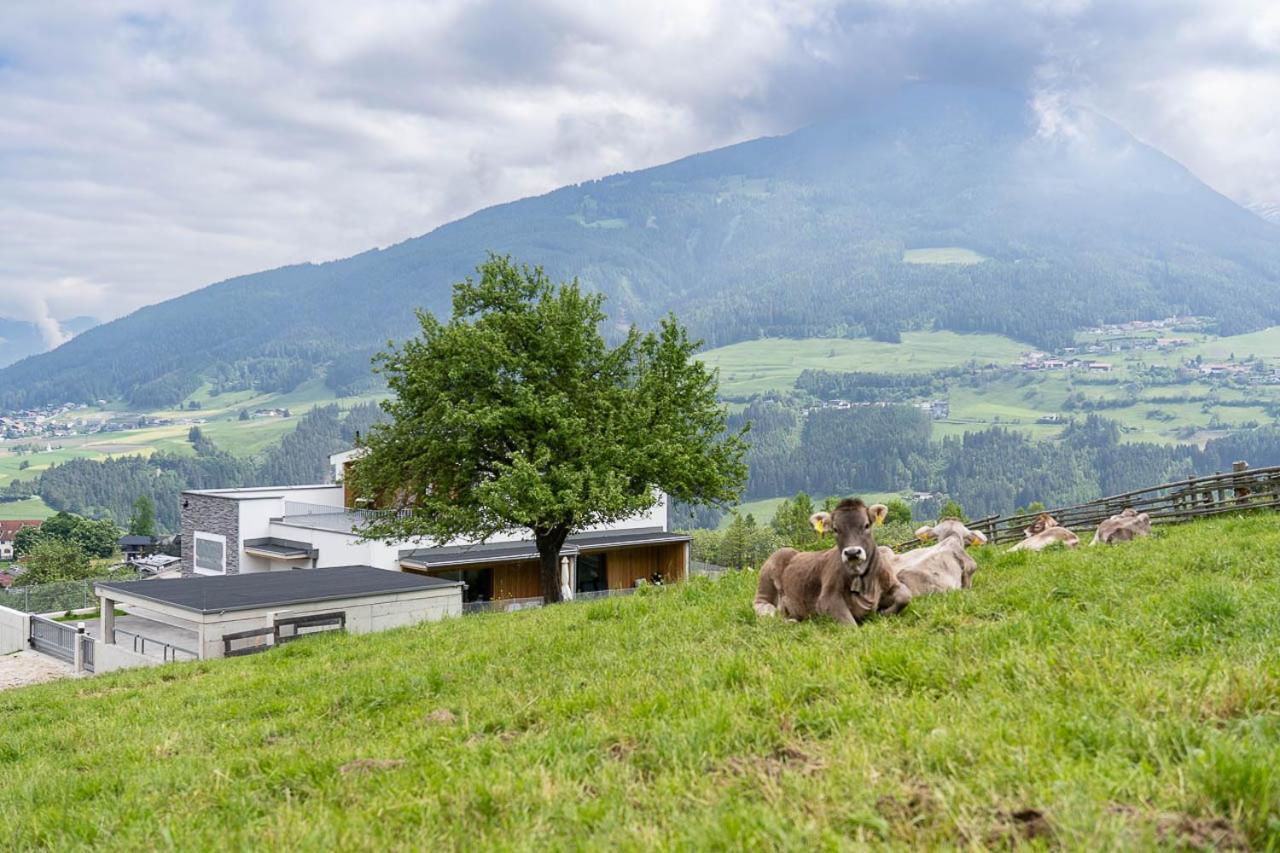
[
  {"x1": 0, "y1": 650, "x2": 73, "y2": 691},
  {"x1": 83, "y1": 613, "x2": 199, "y2": 659}
]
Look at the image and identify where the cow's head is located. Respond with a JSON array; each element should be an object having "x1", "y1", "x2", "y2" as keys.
[
  {"x1": 1024, "y1": 513, "x2": 1060, "y2": 538},
  {"x1": 810, "y1": 499, "x2": 887, "y2": 575},
  {"x1": 915, "y1": 518, "x2": 988, "y2": 546}
]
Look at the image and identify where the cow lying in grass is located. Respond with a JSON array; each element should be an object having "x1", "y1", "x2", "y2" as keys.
[
  {"x1": 753, "y1": 499, "x2": 912, "y2": 624},
  {"x1": 1092, "y1": 508, "x2": 1153, "y2": 545},
  {"x1": 893, "y1": 518, "x2": 987, "y2": 596},
  {"x1": 1010, "y1": 513, "x2": 1080, "y2": 552}
]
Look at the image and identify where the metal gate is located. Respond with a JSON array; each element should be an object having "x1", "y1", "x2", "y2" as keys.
[
  {"x1": 29, "y1": 615, "x2": 76, "y2": 664},
  {"x1": 80, "y1": 633, "x2": 95, "y2": 673}
]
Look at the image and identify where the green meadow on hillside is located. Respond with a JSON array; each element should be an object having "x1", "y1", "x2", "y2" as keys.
[
  {"x1": 698, "y1": 332, "x2": 1028, "y2": 397},
  {"x1": 3, "y1": 514, "x2": 1279, "y2": 848},
  {"x1": 0, "y1": 381, "x2": 384, "y2": 478}
]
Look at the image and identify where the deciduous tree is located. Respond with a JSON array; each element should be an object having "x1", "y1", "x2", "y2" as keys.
[{"x1": 351, "y1": 255, "x2": 748, "y2": 601}]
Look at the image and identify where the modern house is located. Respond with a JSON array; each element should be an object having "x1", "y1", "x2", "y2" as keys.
[
  {"x1": 180, "y1": 451, "x2": 691, "y2": 606},
  {"x1": 118, "y1": 535, "x2": 157, "y2": 562}
]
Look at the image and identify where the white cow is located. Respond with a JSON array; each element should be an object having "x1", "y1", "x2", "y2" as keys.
[{"x1": 893, "y1": 518, "x2": 987, "y2": 596}]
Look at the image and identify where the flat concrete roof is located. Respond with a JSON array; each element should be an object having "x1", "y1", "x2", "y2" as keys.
[
  {"x1": 182, "y1": 484, "x2": 340, "y2": 501},
  {"x1": 95, "y1": 565, "x2": 462, "y2": 615},
  {"x1": 399, "y1": 528, "x2": 691, "y2": 570}
]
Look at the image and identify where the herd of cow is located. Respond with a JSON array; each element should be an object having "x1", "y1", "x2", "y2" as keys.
[{"x1": 752, "y1": 498, "x2": 1153, "y2": 625}]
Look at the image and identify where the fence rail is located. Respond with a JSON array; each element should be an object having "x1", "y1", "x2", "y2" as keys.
[
  {"x1": 894, "y1": 461, "x2": 1280, "y2": 550},
  {"x1": 114, "y1": 628, "x2": 198, "y2": 663},
  {"x1": 0, "y1": 569, "x2": 143, "y2": 614}
]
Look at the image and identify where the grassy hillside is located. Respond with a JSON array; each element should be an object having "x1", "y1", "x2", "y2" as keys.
[
  {"x1": 3, "y1": 514, "x2": 1279, "y2": 848},
  {"x1": 699, "y1": 332, "x2": 1027, "y2": 397}
]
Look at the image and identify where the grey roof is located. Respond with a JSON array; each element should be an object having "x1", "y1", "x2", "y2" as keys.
[
  {"x1": 118, "y1": 535, "x2": 154, "y2": 546},
  {"x1": 399, "y1": 527, "x2": 690, "y2": 570},
  {"x1": 244, "y1": 537, "x2": 318, "y2": 559},
  {"x1": 95, "y1": 565, "x2": 462, "y2": 615}
]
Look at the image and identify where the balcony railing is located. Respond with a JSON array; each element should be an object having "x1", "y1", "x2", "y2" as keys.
[{"x1": 278, "y1": 501, "x2": 412, "y2": 533}]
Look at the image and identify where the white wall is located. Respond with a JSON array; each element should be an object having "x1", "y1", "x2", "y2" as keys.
[
  {"x1": 252, "y1": 491, "x2": 670, "y2": 575},
  {"x1": 94, "y1": 641, "x2": 156, "y2": 673},
  {"x1": 0, "y1": 605, "x2": 28, "y2": 655}
]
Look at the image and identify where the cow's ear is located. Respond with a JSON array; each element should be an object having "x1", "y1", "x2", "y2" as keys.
[
  {"x1": 869, "y1": 504, "x2": 888, "y2": 526},
  {"x1": 915, "y1": 525, "x2": 934, "y2": 541},
  {"x1": 810, "y1": 512, "x2": 832, "y2": 534},
  {"x1": 966, "y1": 529, "x2": 988, "y2": 546}
]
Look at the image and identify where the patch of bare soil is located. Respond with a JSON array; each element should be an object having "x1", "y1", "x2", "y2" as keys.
[
  {"x1": 424, "y1": 708, "x2": 458, "y2": 725},
  {"x1": 875, "y1": 781, "x2": 938, "y2": 827},
  {"x1": 1110, "y1": 804, "x2": 1247, "y2": 850},
  {"x1": 720, "y1": 743, "x2": 828, "y2": 782},
  {"x1": 338, "y1": 758, "x2": 406, "y2": 775},
  {"x1": 986, "y1": 808, "x2": 1054, "y2": 846}
]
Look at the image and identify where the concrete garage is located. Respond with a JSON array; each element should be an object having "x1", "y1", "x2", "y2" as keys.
[{"x1": 94, "y1": 565, "x2": 463, "y2": 660}]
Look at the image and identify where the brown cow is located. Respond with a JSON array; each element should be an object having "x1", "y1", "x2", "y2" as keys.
[
  {"x1": 1091, "y1": 508, "x2": 1153, "y2": 545},
  {"x1": 1024, "y1": 513, "x2": 1060, "y2": 537},
  {"x1": 753, "y1": 499, "x2": 911, "y2": 624},
  {"x1": 893, "y1": 518, "x2": 986, "y2": 595}
]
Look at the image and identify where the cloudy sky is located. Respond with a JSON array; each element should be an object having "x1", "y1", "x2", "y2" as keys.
[{"x1": 2, "y1": 0, "x2": 1278, "y2": 345}]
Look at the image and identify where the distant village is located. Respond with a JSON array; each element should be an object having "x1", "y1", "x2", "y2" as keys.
[{"x1": 0, "y1": 401, "x2": 207, "y2": 442}]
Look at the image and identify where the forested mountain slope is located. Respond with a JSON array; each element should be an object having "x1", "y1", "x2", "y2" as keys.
[{"x1": 7, "y1": 84, "x2": 1280, "y2": 408}]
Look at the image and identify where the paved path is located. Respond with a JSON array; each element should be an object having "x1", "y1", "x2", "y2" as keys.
[{"x1": 0, "y1": 650, "x2": 73, "y2": 691}]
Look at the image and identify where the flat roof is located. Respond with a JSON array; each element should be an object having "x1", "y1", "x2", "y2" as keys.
[
  {"x1": 399, "y1": 528, "x2": 690, "y2": 570},
  {"x1": 95, "y1": 565, "x2": 462, "y2": 615},
  {"x1": 182, "y1": 484, "x2": 340, "y2": 501}
]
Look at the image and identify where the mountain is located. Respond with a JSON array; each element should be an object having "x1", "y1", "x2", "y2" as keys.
[
  {"x1": 6, "y1": 84, "x2": 1280, "y2": 409},
  {"x1": 1248, "y1": 201, "x2": 1280, "y2": 225},
  {"x1": 0, "y1": 316, "x2": 97, "y2": 370}
]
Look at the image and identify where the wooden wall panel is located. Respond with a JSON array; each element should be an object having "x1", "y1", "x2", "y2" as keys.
[
  {"x1": 491, "y1": 560, "x2": 542, "y2": 600},
  {"x1": 601, "y1": 543, "x2": 688, "y2": 590}
]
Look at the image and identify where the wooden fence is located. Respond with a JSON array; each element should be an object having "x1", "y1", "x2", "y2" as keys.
[{"x1": 895, "y1": 461, "x2": 1280, "y2": 550}]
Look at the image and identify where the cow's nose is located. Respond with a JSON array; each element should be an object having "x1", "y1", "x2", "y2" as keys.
[{"x1": 842, "y1": 546, "x2": 866, "y2": 563}]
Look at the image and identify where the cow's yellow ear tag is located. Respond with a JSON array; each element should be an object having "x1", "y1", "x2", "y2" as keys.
[{"x1": 813, "y1": 519, "x2": 825, "y2": 534}]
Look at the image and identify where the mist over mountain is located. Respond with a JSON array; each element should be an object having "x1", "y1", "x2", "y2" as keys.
[
  {"x1": 0, "y1": 316, "x2": 97, "y2": 370},
  {"x1": 6, "y1": 84, "x2": 1280, "y2": 410}
]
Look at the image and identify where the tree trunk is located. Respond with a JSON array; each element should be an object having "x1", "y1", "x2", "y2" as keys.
[{"x1": 535, "y1": 527, "x2": 570, "y2": 604}]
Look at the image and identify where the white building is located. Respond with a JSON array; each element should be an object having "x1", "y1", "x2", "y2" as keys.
[{"x1": 180, "y1": 451, "x2": 690, "y2": 606}]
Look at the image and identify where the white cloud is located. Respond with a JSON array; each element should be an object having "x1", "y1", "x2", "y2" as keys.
[{"x1": 0, "y1": 0, "x2": 1278, "y2": 333}]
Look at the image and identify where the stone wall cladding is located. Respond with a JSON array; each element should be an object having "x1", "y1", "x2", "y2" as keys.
[{"x1": 181, "y1": 494, "x2": 240, "y2": 576}]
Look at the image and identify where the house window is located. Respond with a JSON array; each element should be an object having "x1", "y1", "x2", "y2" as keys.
[
  {"x1": 576, "y1": 553, "x2": 608, "y2": 593},
  {"x1": 194, "y1": 532, "x2": 226, "y2": 575}
]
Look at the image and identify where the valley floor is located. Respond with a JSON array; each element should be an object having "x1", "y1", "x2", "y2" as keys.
[{"x1": 2, "y1": 514, "x2": 1279, "y2": 848}]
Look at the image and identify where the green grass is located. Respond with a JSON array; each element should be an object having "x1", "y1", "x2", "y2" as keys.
[
  {"x1": 902, "y1": 247, "x2": 988, "y2": 265},
  {"x1": 3, "y1": 514, "x2": 1280, "y2": 848},
  {"x1": 0, "y1": 496, "x2": 55, "y2": 520},
  {"x1": 699, "y1": 332, "x2": 1028, "y2": 396}
]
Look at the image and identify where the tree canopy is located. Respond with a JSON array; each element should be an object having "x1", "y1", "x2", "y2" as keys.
[{"x1": 351, "y1": 255, "x2": 748, "y2": 601}]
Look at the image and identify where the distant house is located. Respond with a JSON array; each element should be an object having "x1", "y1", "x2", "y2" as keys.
[
  {"x1": 0, "y1": 519, "x2": 42, "y2": 561},
  {"x1": 1087, "y1": 362, "x2": 1114, "y2": 373},
  {"x1": 118, "y1": 535, "x2": 157, "y2": 562}
]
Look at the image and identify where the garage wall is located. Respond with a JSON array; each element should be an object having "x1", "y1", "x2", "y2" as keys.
[
  {"x1": 0, "y1": 605, "x2": 29, "y2": 654},
  {"x1": 197, "y1": 586, "x2": 462, "y2": 658}
]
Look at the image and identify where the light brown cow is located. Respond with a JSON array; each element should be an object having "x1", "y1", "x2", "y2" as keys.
[
  {"x1": 753, "y1": 499, "x2": 911, "y2": 624},
  {"x1": 1091, "y1": 508, "x2": 1153, "y2": 545},
  {"x1": 1010, "y1": 517, "x2": 1080, "y2": 552},
  {"x1": 893, "y1": 518, "x2": 987, "y2": 596},
  {"x1": 1024, "y1": 513, "x2": 1060, "y2": 537}
]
